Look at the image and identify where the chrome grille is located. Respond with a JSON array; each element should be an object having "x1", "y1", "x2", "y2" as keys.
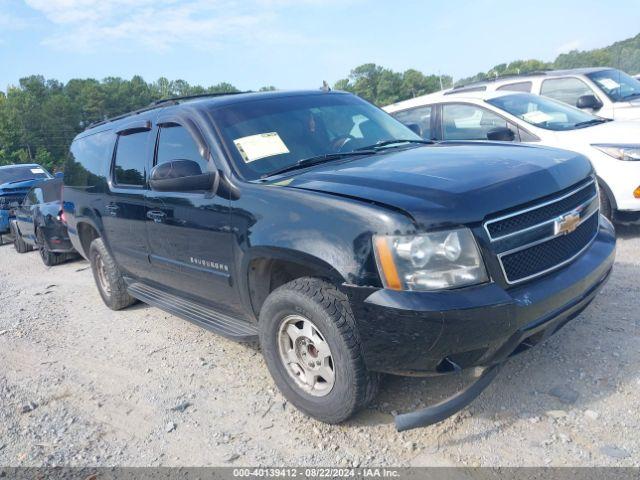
[{"x1": 484, "y1": 178, "x2": 600, "y2": 285}]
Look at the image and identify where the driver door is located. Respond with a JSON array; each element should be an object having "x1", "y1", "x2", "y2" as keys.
[{"x1": 144, "y1": 119, "x2": 241, "y2": 316}]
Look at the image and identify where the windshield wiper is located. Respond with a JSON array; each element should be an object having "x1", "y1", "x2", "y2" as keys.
[
  {"x1": 573, "y1": 118, "x2": 610, "y2": 128},
  {"x1": 261, "y1": 150, "x2": 377, "y2": 179},
  {"x1": 356, "y1": 139, "x2": 434, "y2": 151}
]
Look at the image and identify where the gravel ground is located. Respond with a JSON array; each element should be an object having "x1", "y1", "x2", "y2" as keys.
[{"x1": 0, "y1": 224, "x2": 638, "y2": 467}]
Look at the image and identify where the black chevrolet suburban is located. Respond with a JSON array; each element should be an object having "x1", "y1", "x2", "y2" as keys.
[{"x1": 63, "y1": 90, "x2": 615, "y2": 431}]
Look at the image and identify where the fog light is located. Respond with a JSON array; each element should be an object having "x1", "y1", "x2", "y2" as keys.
[{"x1": 635, "y1": 186, "x2": 640, "y2": 199}]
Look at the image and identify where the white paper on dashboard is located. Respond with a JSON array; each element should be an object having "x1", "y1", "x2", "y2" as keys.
[
  {"x1": 233, "y1": 132, "x2": 290, "y2": 163},
  {"x1": 522, "y1": 111, "x2": 553, "y2": 124}
]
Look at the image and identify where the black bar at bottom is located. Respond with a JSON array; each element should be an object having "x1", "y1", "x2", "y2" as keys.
[{"x1": 394, "y1": 364, "x2": 501, "y2": 432}]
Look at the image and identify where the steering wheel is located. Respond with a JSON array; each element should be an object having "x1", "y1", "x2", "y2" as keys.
[{"x1": 332, "y1": 135, "x2": 355, "y2": 152}]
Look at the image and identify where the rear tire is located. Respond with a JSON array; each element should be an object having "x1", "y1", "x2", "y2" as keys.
[
  {"x1": 259, "y1": 277, "x2": 379, "y2": 424},
  {"x1": 37, "y1": 229, "x2": 64, "y2": 267},
  {"x1": 11, "y1": 221, "x2": 33, "y2": 254},
  {"x1": 89, "y1": 237, "x2": 136, "y2": 310}
]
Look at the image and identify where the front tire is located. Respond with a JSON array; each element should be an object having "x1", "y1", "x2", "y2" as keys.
[
  {"x1": 259, "y1": 277, "x2": 379, "y2": 424},
  {"x1": 89, "y1": 237, "x2": 136, "y2": 310}
]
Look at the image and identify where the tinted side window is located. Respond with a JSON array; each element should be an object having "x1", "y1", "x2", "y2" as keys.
[
  {"x1": 392, "y1": 106, "x2": 433, "y2": 140},
  {"x1": 65, "y1": 130, "x2": 115, "y2": 188},
  {"x1": 24, "y1": 189, "x2": 40, "y2": 206},
  {"x1": 156, "y1": 125, "x2": 208, "y2": 173},
  {"x1": 497, "y1": 82, "x2": 532, "y2": 93},
  {"x1": 41, "y1": 179, "x2": 62, "y2": 203},
  {"x1": 114, "y1": 131, "x2": 149, "y2": 187},
  {"x1": 540, "y1": 78, "x2": 594, "y2": 106},
  {"x1": 442, "y1": 104, "x2": 508, "y2": 140}
]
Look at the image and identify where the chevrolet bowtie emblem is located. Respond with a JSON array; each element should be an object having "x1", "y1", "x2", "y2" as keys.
[{"x1": 554, "y1": 210, "x2": 581, "y2": 236}]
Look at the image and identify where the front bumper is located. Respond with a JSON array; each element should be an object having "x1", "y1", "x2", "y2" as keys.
[{"x1": 347, "y1": 218, "x2": 616, "y2": 376}]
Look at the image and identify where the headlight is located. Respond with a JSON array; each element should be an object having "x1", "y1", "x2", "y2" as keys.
[
  {"x1": 593, "y1": 144, "x2": 640, "y2": 161},
  {"x1": 373, "y1": 228, "x2": 488, "y2": 291}
]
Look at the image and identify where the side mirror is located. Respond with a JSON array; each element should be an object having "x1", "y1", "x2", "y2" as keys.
[
  {"x1": 149, "y1": 159, "x2": 218, "y2": 193},
  {"x1": 576, "y1": 94, "x2": 603, "y2": 110},
  {"x1": 54, "y1": 172, "x2": 64, "y2": 179},
  {"x1": 486, "y1": 127, "x2": 515, "y2": 142},
  {"x1": 406, "y1": 123, "x2": 422, "y2": 137}
]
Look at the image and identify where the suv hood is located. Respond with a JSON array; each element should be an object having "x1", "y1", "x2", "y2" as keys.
[
  {"x1": 560, "y1": 120, "x2": 640, "y2": 143},
  {"x1": 281, "y1": 143, "x2": 592, "y2": 228}
]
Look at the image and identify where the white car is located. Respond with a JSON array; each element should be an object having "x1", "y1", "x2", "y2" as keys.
[
  {"x1": 384, "y1": 90, "x2": 640, "y2": 223},
  {"x1": 441, "y1": 68, "x2": 640, "y2": 121}
]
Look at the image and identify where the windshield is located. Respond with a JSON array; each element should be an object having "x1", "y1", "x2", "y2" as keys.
[
  {"x1": 587, "y1": 69, "x2": 640, "y2": 102},
  {"x1": 487, "y1": 93, "x2": 603, "y2": 131},
  {"x1": 212, "y1": 92, "x2": 421, "y2": 179},
  {"x1": 0, "y1": 166, "x2": 51, "y2": 185}
]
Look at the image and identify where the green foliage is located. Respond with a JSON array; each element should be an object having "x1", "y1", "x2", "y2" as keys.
[
  {"x1": 334, "y1": 63, "x2": 452, "y2": 106},
  {"x1": 456, "y1": 33, "x2": 640, "y2": 87},
  {"x1": 0, "y1": 75, "x2": 243, "y2": 171}
]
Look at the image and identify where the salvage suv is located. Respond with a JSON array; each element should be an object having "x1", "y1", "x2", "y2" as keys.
[{"x1": 63, "y1": 90, "x2": 615, "y2": 431}]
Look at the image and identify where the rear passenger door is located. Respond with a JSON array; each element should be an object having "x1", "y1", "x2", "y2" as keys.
[
  {"x1": 144, "y1": 119, "x2": 241, "y2": 315},
  {"x1": 102, "y1": 120, "x2": 153, "y2": 278}
]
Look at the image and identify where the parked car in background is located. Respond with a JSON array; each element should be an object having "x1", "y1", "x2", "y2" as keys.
[
  {"x1": 444, "y1": 68, "x2": 640, "y2": 121},
  {"x1": 385, "y1": 90, "x2": 640, "y2": 223},
  {"x1": 63, "y1": 90, "x2": 615, "y2": 430},
  {"x1": 11, "y1": 178, "x2": 76, "y2": 265},
  {"x1": 0, "y1": 164, "x2": 53, "y2": 237}
]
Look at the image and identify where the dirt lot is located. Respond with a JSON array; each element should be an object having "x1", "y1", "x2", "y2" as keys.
[{"x1": 0, "y1": 224, "x2": 639, "y2": 467}]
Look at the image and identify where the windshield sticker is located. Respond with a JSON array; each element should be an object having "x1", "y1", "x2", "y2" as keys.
[
  {"x1": 30, "y1": 168, "x2": 45, "y2": 174},
  {"x1": 598, "y1": 78, "x2": 620, "y2": 90},
  {"x1": 522, "y1": 111, "x2": 553, "y2": 124},
  {"x1": 233, "y1": 132, "x2": 290, "y2": 163}
]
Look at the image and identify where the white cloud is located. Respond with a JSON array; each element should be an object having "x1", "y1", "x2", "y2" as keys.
[
  {"x1": 21, "y1": 0, "x2": 339, "y2": 53},
  {"x1": 556, "y1": 39, "x2": 582, "y2": 55}
]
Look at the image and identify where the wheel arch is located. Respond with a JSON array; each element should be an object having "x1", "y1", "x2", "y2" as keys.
[{"x1": 243, "y1": 247, "x2": 347, "y2": 319}]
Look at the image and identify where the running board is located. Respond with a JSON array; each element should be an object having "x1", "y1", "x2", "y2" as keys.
[{"x1": 127, "y1": 282, "x2": 258, "y2": 342}]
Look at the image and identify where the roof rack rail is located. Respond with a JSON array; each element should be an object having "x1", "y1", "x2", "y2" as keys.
[
  {"x1": 453, "y1": 70, "x2": 552, "y2": 90},
  {"x1": 87, "y1": 91, "x2": 250, "y2": 130},
  {"x1": 151, "y1": 91, "x2": 250, "y2": 106}
]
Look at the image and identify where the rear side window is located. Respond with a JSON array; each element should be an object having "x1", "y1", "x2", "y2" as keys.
[
  {"x1": 392, "y1": 106, "x2": 433, "y2": 140},
  {"x1": 497, "y1": 82, "x2": 532, "y2": 93},
  {"x1": 24, "y1": 188, "x2": 43, "y2": 206},
  {"x1": 41, "y1": 179, "x2": 62, "y2": 203},
  {"x1": 113, "y1": 131, "x2": 149, "y2": 187},
  {"x1": 66, "y1": 130, "x2": 115, "y2": 188},
  {"x1": 540, "y1": 77, "x2": 594, "y2": 106},
  {"x1": 156, "y1": 125, "x2": 209, "y2": 173}
]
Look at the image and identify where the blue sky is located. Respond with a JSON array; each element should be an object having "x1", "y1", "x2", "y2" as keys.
[{"x1": 1, "y1": 0, "x2": 639, "y2": 91}]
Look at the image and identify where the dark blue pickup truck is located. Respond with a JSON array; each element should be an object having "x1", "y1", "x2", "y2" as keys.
[{"x1": 0, "y1": 164, "x2": 53, "y2": 236}]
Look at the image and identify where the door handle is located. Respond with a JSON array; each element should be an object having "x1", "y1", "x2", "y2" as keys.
[
  {"x1": 105, "y1": 204, "x2": 119, "y2": 216},
  {"x1": 146, "y1": 210, "x2": 167, "y2": 223}
]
